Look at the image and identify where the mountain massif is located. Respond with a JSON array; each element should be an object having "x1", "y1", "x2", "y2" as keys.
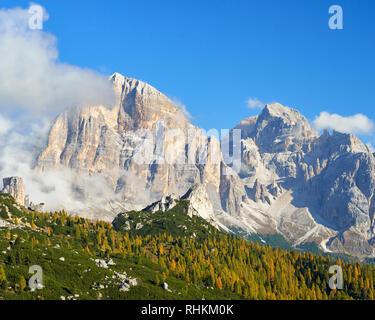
[{"x1": 31, "y1": 73, "x2": 375, "y2": 258}]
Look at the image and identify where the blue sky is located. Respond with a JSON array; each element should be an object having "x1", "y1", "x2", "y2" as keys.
[{"x1": 1, "y1": 0, "x2": 375, "y2": 146}]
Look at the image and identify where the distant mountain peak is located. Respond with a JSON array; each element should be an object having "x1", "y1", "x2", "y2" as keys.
[
  {"x1": 262, "y1": 103, "x2": 308, "y2": 123},
  {"x1": 235, "y1": 102, "x2": 317, "y2": 151},
  {"x1": 263, "y1": 102, "x2": 288, "y2": 115}
]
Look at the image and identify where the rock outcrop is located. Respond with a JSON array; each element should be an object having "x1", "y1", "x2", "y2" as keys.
[
  {"x1": 181, "y1": 184, "x2": 216, "y2": 224},
  {"x1": 144, "y1": 194, "x2": 180, "y2": 213},
  {"x1": 141, "y1": 184, "x2": 217, "y2": 226},
  {"x1": 1, "y1": 177, "x2": 26, "y2": 206},
  {"x1": 1, "y1": 176, "x2": 45, "y2": 212}
]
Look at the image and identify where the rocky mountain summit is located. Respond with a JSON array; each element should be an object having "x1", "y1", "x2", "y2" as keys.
[{"x1": 34, "y1": 73, "x2": 375, "y2": 257}]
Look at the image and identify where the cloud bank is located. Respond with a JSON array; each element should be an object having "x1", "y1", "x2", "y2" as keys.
[
  {"x1": 0, "y1": 114, "x2": 13, "y2": 135},
  {"x1": 367, "y1": 143, "x2": 374, "y2": 153},
  {"x1": 313, "y1": 111, "x2": 374, "y2": 135},
  {"x1": 0, "y1": 5, "x2": 115, "y2": 114},
  {"x1": 0, "y1": 115, "x2": 123, "y2": 219},
  {"x1": 247, "y1": 97, "x2": 265, "y2": 109},
  {"x1": 170, "y1": 97, "x2": 193, "y2": 121},
  {"x1": 0, "y1": 4, "x2": 119, "y2": 218}
]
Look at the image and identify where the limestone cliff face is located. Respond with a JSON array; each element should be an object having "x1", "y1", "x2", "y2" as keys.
[
  {"x1": 1, "y1": 177, "x2": 25, "y2": 206},
  {"x1": 37, "y1": 73, "x2": 189, "y2": 171},
  {"x1": 36, "y1": 73, "x2": 222, "y2": 216},
  {"x1": 181, "y1": 184, "x2": 216, "y2": 224},
  {"x1": 142, "y1": 184, "x2": 217, "y2": 226}
]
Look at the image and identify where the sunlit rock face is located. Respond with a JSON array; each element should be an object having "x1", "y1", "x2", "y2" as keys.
[
  {"x1": 226, "y1": 104, "x2": 375, "y2": 257},
  {"x1": 36, "y1": 73, "x2": 224, "y2": 219},
  {"x1": 36, "y1": 74, "x2": 375, "y2": 257},
  {"x1": 1, "y1": 176, "x2": 25, "y2": 206}
]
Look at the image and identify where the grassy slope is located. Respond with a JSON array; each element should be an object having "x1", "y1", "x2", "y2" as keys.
[
  {"x1": 0, "y1": 195, "x2": 240, "y2": 300},
  {"x1": 0, "y1": 194, "x2": 373, "y2": 300}
]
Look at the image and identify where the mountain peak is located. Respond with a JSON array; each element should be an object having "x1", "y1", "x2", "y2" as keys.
[
  {"x1": 262, "y1": 103, "x2": 305, "y2": 123},
  {"x1": 234, "y1": 116, "x2": 258, "y2": 139},
  {"x1": 106, "y1": 72, "x2": 190, "y2": 129},
  {"x1": 109, "y1": 72, "x2": 150, "y2": 94},
  {"x1": 110, "y1": 72, "x2": 126, "y2": 81},
  {"x1": 245, "y1": 103, "x2": 318, "y2": 152},
  {"x1": 264, "y1": 102, "x2": 288, "y2": 115}
]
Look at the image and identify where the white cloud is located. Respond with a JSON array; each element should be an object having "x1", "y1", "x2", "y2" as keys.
[
  {"x1": 170, "y1": 97, "x2": 193, "y2": 120},
  {"x1": 0, "y1": 114, "x2": 124, "y2": 217},
  {"x1": 367, "y1": 143, "x2": 374, "y2": 152},
  {"x1": 313, "y1": 111, "x2": 374, "y2": 135},
  {"x1": 0, "y1": 5, "x2": 115, "y2": 114},
  {"x1": 0, "y1": 114, "x2": 13, "y2": 135},
  {"x1": 0, "y1": 4, "x2": 119, "y2": 217},
  {"x1": 247, "y1": 97, "x2": 265, "y2": 109}
]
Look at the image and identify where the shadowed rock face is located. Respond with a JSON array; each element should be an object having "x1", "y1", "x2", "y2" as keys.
[
  {"x1": 1, "y1": 177, "x2": 25, "y2": 206},
  {"x1": 35, "y1": 73, "x2": 375, "y2": 257}
]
